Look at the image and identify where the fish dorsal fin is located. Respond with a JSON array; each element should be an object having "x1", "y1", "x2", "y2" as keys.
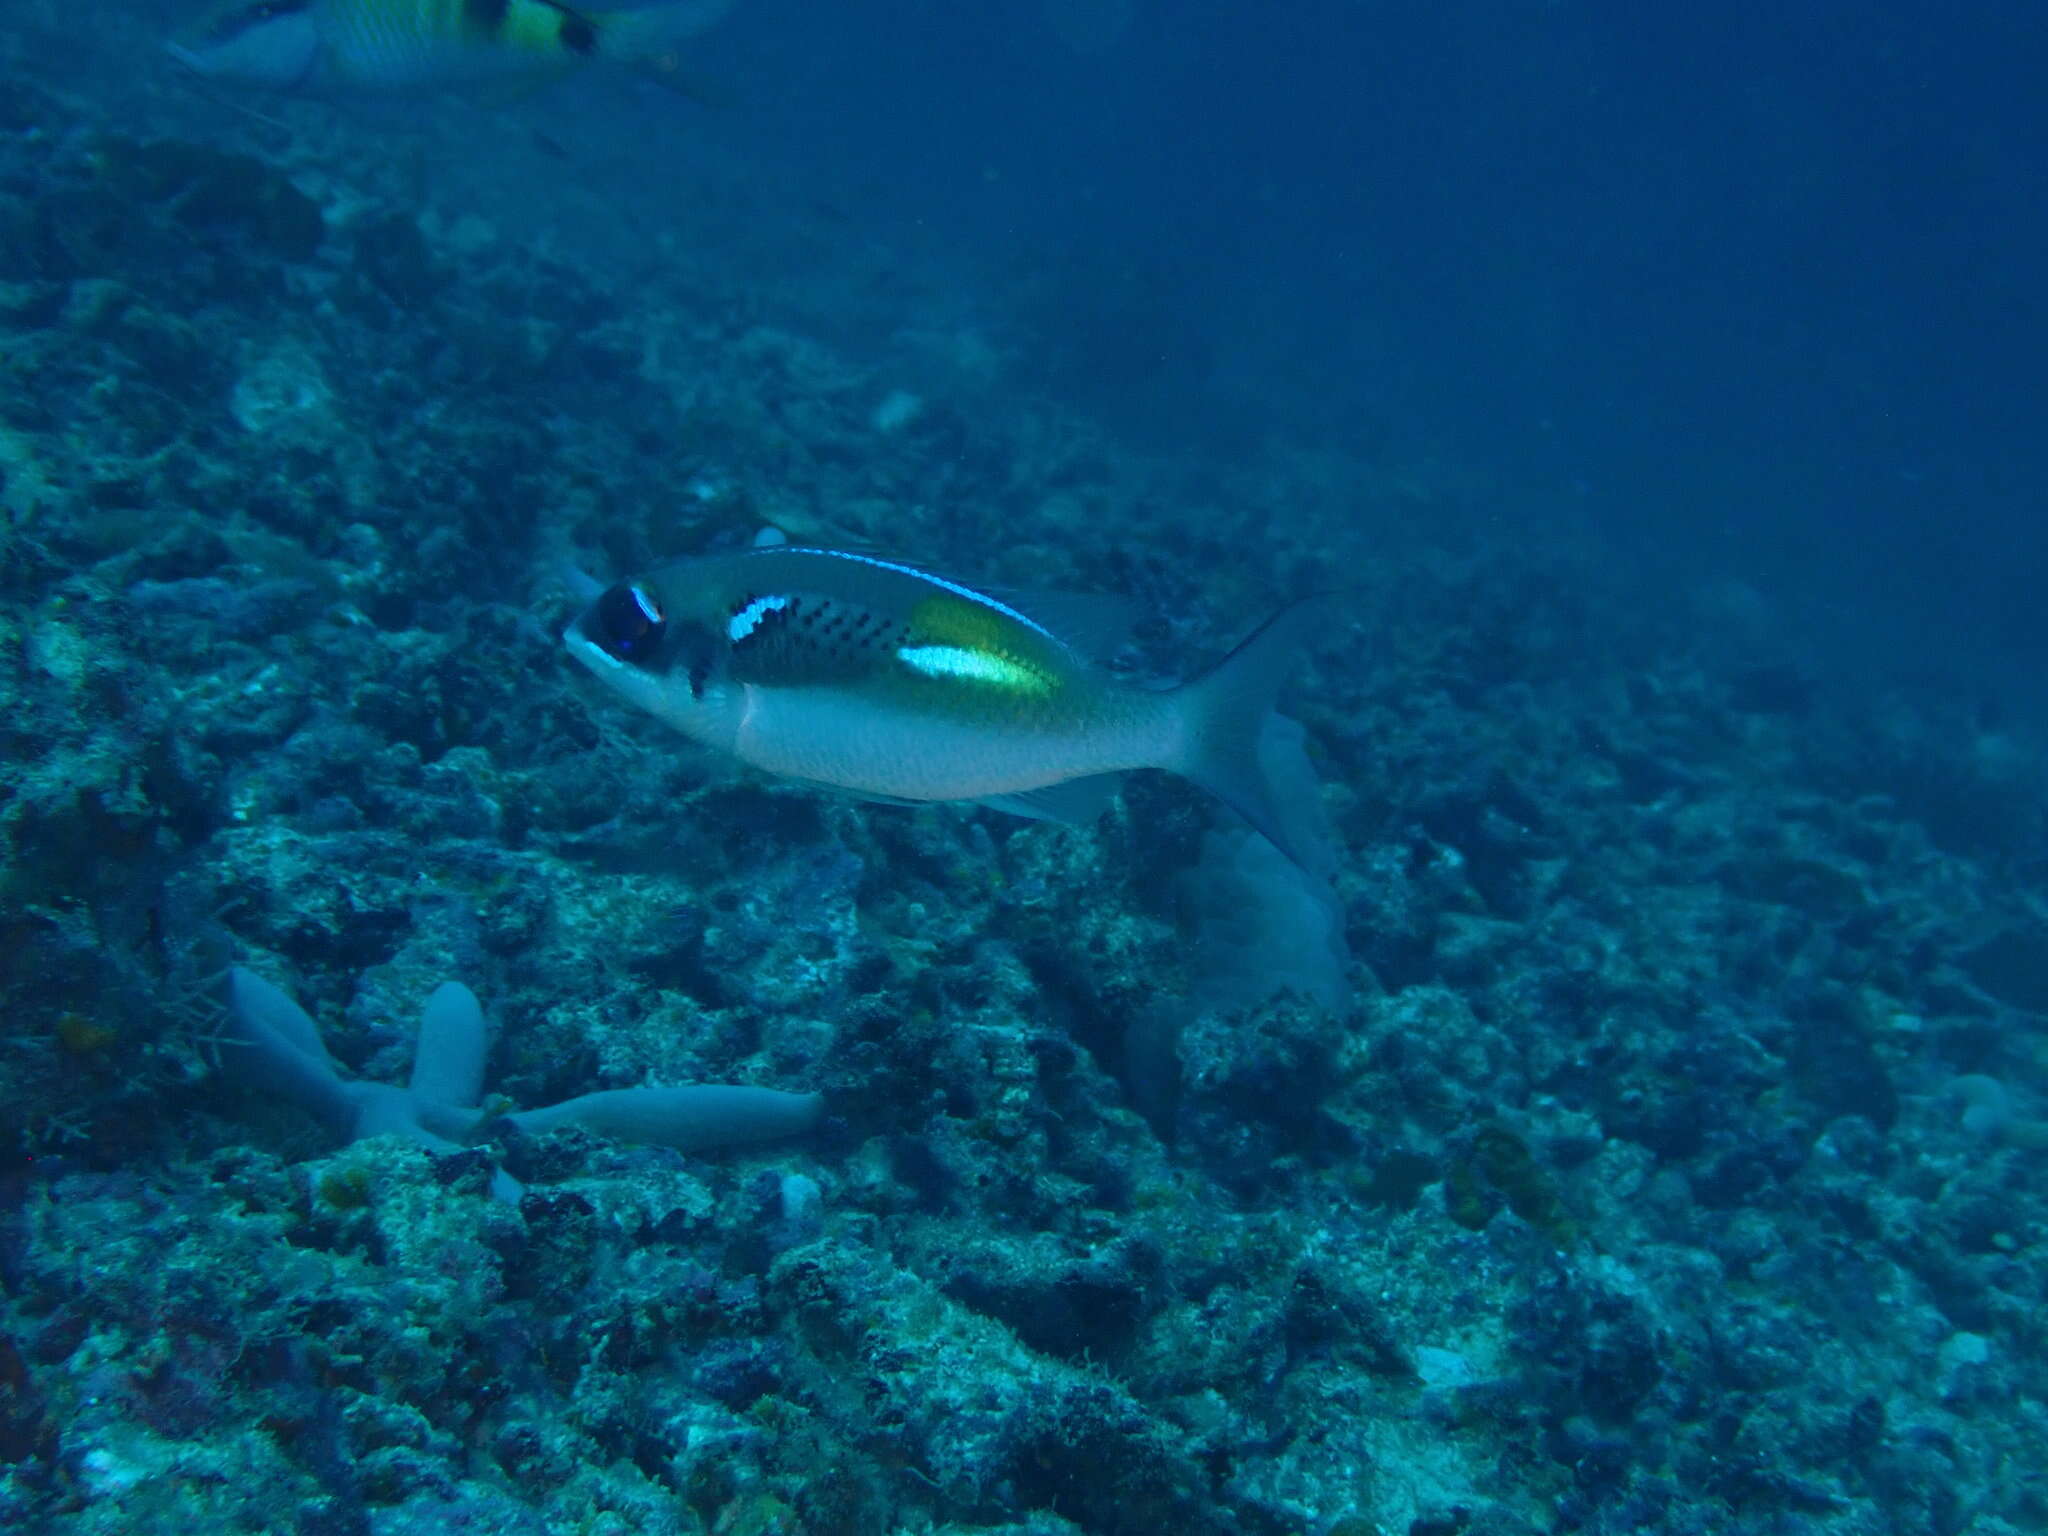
[
  {"x1": 975, "y1": 585, "x2": 1143, "y2": 665},
  {"x1": 755, "y1": 547, "x2": 1141, "y2": 664},
  {"x1": 747, "y1": 548, "x2": 1058, "y2": 640}
]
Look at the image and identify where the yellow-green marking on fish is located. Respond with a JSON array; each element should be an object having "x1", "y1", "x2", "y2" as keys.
[{"x1": 563, "y1": 545, "x2": 1333, "y2": 868}]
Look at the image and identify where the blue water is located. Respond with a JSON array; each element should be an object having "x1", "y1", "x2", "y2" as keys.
[{"x1": 716, "y1": 0, "x2": 2048, "y2": 689}]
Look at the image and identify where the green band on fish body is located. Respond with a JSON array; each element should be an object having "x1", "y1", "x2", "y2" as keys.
[{"x1": 902, "y1": 593, "x2": 1061, "y2": 700}]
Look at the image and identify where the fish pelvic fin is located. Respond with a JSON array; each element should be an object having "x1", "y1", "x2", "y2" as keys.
[{"x1": 1171, "y1": 596, "x2": 1338, "y2": 873}]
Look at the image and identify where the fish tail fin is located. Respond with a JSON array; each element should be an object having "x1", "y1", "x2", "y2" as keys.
[
  {"x1": 598, "y1": 0, "x2": 735, "y2": 97},
  {"x1": 1170, "y1": 596, "x2": 1337, "y2": 873}
]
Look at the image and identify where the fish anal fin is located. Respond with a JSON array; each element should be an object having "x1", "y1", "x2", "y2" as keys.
[
  {"x1": 778, "y1": 769, "x2": 1122, "y2": 828},
  {"x1": 777, "y1": 776, "x2": 927, "y2": 811},
  {"x1": 977, "y1": 772, "x2": 1125, "y2": 827}
]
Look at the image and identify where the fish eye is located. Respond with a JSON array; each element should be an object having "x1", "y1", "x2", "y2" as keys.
[{"x1": 592, "y1": 583, "x2": 666, "y2": 663}]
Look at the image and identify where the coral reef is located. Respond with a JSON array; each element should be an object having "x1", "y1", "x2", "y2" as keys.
[{"x1": 0, "y1": 17, "x2": 2044, "y2": 1536}]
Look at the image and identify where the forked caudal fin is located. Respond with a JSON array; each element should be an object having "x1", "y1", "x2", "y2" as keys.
[{"x1": 1171, "y1": 596, "x2": 1339, "y2": 874}]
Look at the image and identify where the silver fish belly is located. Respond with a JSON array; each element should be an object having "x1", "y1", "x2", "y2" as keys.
[{"x1": 564, "y1": 546, "x2": 1330, "y2": 867}]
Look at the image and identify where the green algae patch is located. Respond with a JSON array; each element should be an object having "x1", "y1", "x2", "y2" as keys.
[{"x1": 1447, "y1": 1123, "x2": 1577, "y2": 1244}]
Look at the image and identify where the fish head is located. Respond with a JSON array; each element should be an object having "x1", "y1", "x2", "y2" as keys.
[
  {"x1": 166, "y1": 0, "x2": 323, "y2": 89},
  {"x1": 564, "y1": 571, "x2": 738, "y2": 746}
]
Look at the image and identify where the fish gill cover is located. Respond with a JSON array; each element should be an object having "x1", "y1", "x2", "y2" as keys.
[{"x1": 0, "y1": 2, "x2": 2045, "y2": 1534}]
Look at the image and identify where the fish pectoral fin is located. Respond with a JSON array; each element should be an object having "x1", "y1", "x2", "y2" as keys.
[{"x1": 975, "y1": 773, "x2": 1125, "y2": 827}]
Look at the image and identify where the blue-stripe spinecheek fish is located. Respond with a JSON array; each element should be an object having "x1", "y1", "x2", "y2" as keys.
[
  {"x1": 164, "y1": 0, "x2": 730, "y2": 96},
  {"x1": 563, "y1": 546, "x2": 1334, "y2": 870}
]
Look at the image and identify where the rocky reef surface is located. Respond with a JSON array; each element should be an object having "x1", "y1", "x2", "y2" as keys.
[{"x1": 2, "y1": 11, "x2": 2046, "y2": 1536}]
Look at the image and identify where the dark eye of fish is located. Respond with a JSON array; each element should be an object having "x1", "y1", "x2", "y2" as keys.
[
  {"x1": 593, "y1": 583, "x2": 666, "y2": 663},
  {"x1": 206, "y1": 0, "x2": 312, "y2": 43}
]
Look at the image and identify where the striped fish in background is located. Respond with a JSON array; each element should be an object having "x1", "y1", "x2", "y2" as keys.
[{"x1": 164, "y1": 0, "x2": 731, "y2": 96}]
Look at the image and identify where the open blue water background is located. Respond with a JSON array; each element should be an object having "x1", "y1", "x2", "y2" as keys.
[{"x1": 702, "y1": 0, "x2": 2047, "y2": 695}]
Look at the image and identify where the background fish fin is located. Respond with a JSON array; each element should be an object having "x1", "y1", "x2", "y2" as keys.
[
  {"x1": 599, "y1": 0, "x2": 737, "y2": 98},
  {"x1": 1252, "y1": 713, "x2": 1342, "y2": 883},
  {"x1": 977, "y1": 773, "x2": 1125, "y2": 826},
  {"x1": 1171, "y1": 595, "x2": 1337, "y2": 872}
]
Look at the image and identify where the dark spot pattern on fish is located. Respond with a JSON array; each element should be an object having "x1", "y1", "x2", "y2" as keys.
[{"x1": 727, "y1": 593, "x2": 906, "y2": 686}]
